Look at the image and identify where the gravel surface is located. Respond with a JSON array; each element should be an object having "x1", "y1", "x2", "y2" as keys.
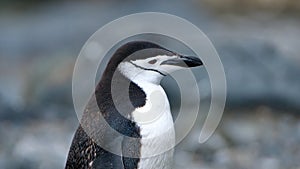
[{"x1": 1, "y1": 107, "x2": 299, "y2": 169}]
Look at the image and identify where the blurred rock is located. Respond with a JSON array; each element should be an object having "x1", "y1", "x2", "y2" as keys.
[
  {"x1": 215, "y1": 38, "x2": 300, "y2": 112},
  {"x1": 201, "y1": 0, "x2": 300, "y2": 14},
  {"x1": 0, "y1": 94, "x2": 21, "y2": 121},
  {"x1": 181, "y1": 108, "x2": 300, "y2": 169},
  {"x1": 0, "y1": 119, "x2": 76, "y2": 169},
  {"x1": 22, "y1": 55, "x2": 74, "y2": 107},
  {"x1": 259, "y1": 157, "x2": 280, "y2": 169}
]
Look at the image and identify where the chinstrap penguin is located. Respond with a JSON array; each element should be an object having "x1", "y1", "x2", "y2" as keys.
[{"x1": 65, "y1": 41, "x2": 203, "y2": 169}]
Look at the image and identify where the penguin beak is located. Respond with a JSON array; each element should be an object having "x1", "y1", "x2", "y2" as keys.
[{"x1": 161, "y1": 56, "x2": 203, "y2": 67}]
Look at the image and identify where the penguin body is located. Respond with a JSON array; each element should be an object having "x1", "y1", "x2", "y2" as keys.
[{"x1": 65, "y1": 41, "x2": 203, "y2": 169}]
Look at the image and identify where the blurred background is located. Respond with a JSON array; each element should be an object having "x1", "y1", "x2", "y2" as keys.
[{"x1": 1, "y1": 0, "x2": 300, "y2": 169}]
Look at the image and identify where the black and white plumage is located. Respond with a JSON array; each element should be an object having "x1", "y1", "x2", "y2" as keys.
[{"x1": 65, "y1": 41, "x2": 203, "y2": 169}]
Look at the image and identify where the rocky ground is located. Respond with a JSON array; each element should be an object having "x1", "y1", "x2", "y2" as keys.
[
  {"x1": 1, "y1": 106, "x2": 300, "y2": 169},
  {"x1": 175, "y1": 107, "x2": 300, "y2": 169}
]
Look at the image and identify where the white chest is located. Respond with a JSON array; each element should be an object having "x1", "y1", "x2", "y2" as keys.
[
  {"x1": 132, "y1": 83, "x2": 175, "y2": 169},
  {"x1": 118, "y1": 63, "x2": 176, "y2": 168}
]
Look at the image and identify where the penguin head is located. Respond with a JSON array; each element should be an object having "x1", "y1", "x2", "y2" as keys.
[{"x1": 108, "y1": 41, "x2": 203, "y2": 84}]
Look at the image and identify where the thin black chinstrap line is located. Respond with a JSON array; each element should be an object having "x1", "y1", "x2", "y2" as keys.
[{"x1": 129, "y1": 61, "x2": 166, "y2": 76}]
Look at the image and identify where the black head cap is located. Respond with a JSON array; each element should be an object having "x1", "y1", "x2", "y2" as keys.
[{"x1": 106, "y1": 41, "x2": 172, "y2": 70}]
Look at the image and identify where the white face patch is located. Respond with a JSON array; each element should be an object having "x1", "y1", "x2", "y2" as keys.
[
  {"x1": 131, "y1": 55, "x2": 184, "y2": 75},
  {"x1": 118, "y1": 55, "x2": 187, "y2": 85}
]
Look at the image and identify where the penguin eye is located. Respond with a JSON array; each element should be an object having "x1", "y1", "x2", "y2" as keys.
[{"x1": 148, "y1": 59, "x2": 157, "y2": 64}]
